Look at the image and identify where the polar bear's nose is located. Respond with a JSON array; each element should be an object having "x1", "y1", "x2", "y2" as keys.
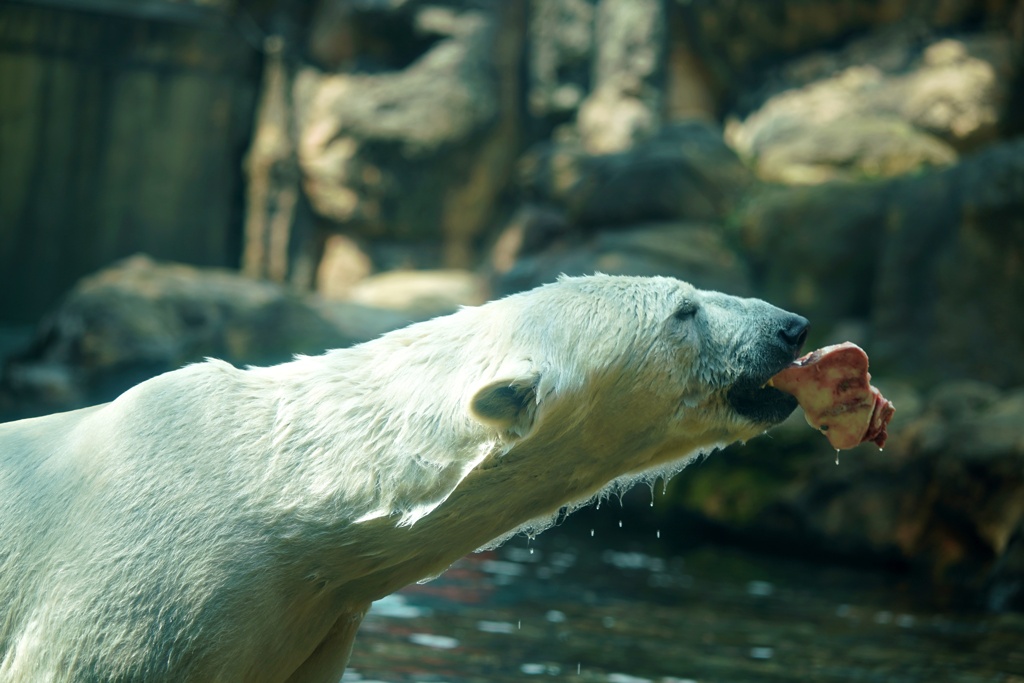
[{"x1": 778, "y1": 315, "x2": 810, "y2": 356}]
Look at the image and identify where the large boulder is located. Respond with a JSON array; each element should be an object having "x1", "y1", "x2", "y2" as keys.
[
  {"x1": 526, "y1": 0, "x2": 1021, "y2": 137},
  {"x1": 490, "y1": 216, "x2": 753, "y2": 297},
  {"x1": 499, "y1": 121, "x2": 755, "y2": 295},
  {"x1": 726, "y1": 30, "x2": 1016, "y2": 183},
  {"x1": 527, "y1": 0, "x2": 597, "y2": 126},
  {"x1": 307, "y1": 0, "x2": 431, "y2": 72},
  {"x1": 669, "y1": 0, "x2": 1020, "y2": 113},
  {"x1": 664, "y1": 379, "x2": 1024, "y2": 608},
  {"x1": 296, "y1": 1, "x2": 523, "y2": 267},
  {"x1": 343, "y1": 268, "x2": 490, "y2": 320},
  {"x1": 743, "y1": 116, "x2": 957, "y2": 185},
  {"x1": 526, "y1": 0, "x2": 668, "y2": 152},
  {"x1": 736, "y1": 179, "x2": 890, "y2": 334},
  {"x1": 520, "y1": 121, "x2": 756, "y2": 228},
  {"x1": 0, "y1": 256, "x2": 413, "y2": 421},
  {"x1": 575, "y1": 0, "x2": 666, "y2": 154},
  {"x1": 735, "y1": 139, "x2": 1024, "y2": 388},
  {"x1": 872, "y1": 139, "x2": 1024, "y2": 388},
  {"x1": 989, "y1": 520, "x2": 1024, "y2": 611}
]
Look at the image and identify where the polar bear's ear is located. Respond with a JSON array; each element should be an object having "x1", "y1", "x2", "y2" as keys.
[{"x1": 469, "y1": 373, "x2": 541, "y2": 439}]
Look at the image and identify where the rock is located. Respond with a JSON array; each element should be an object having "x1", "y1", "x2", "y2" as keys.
[
  {"x1": 344, "y1": 269, "x2": 489, "y2": 319},
  {"x1": 0, "y1": 327, "x2": 32, "y2": 369},
  {"x1": 899, "y1": 35, "x2": 1016, "y2": 146},
  {"x1": 735, "y1": 180, "x2": 890, "y2": 332},
  {"x1": 491, "y1": 221, "x2": 752, "y2": 297},
  {"x1": 316, "y1": 233, "x2": 374, "y2": 299},
  {"x1": 575, "y1": 0, "x2": 666, "y2": 154},
  {"x1": 296, "y1": 9, "x2": 495, "y2": 224},
  {"x1": 529, "y1": 1, "x2": 1020, "y2": 148},
  {"x1": 503, "y1": 120, "x2": 755, "y2": 295},
  {"x1": 666, "y1": 380, "x2": 1024, "y2": 606},
  {"x1": 735, "y1": 139, "x2": 1024, "y2": 387},
  {"x1": 751, "y1": 116, "x2": 956, "y2": 185},
  {"x1": 577, "y1": 86, "x2": 660, "y2": 156},
  {"x1": 296, "y1": 1, "x2": 523, "y2": 267},
  {"x1": 520, "y1": 121, "x2": 755, "y2": 228},
  {"x1": 488, "y1": 204, "x2": 572, "y2": 278},
  {"x1": 307, "y1": 0, "x2": 426, "y2": 72},
  {"x1": 527, "y1": 0, "x2": 596, "y2": 123},
  {"x1": 727, "y1": 30, "x2": 1016, "y2": 183},
  {"x1": 988, "y1": 521, "x2": 1024, "y2": 612},
  {"x1": 0, "y1": 256, "x2": 414, "y2": 421},
  {"x1": 527, "y1": 0, "x2": 666, "y2": 152},
  {"x1": 243, "y1": 36, "x2": 317, "y2": 288},
  {"x1": 663, "y1": 12, "x2": 718, "y2": 122},
  {"x1": 872, "y1": 139, "x2": 1024, "y2": 388},
  {"x1": 670, "y1": 0, "x2": 1019, "y2": 114}
]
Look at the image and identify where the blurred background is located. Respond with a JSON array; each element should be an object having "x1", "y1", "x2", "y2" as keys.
[{"x1": 1, "y1": 0, "x2": 1023, "y2": 680}]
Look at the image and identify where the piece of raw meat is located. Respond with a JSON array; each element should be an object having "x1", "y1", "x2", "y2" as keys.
[{"x1": 769, "y1": 342, "x2": 895, "y2": 450}]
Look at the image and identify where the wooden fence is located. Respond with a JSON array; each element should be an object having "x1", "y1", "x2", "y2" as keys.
[{"x1": 0, "y1": 0, "x2": 260, "y2": 322}]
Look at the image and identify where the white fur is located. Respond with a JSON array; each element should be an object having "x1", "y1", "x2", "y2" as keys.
[{"x1": 0, "y1": 275, "x2": 797, "y2": 682}]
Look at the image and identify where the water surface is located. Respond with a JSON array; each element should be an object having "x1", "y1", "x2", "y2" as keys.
[{"x1": 343, "y1": 515, "x2": 1024, "y2": 683}]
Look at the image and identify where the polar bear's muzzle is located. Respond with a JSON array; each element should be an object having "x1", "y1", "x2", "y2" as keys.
[{"x1": 725, "y1": 311, "x2": 809, "y2": 426}]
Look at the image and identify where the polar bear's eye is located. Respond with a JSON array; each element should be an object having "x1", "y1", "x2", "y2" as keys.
[{"x1": 673, "y1": 299, "x2": 699, "y2": 321}]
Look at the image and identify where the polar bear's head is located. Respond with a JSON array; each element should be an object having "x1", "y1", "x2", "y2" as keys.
[
  {"x1": 337, "y1": 274, "x2": 807, "y2": 533},
  {"x1": 466, "y1": 275, "x2": 808, "y2": 481}
]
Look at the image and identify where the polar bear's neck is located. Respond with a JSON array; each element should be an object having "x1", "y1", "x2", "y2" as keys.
[
  {"x1": 241, "y1": 296, "x2": 721, "y2": 601},
  {"x1": 304, "y1": 427, "x2": 716, "y2": 604},
  {"x1": 251, "y1": 344, "x2": 713, "y2": 603}
]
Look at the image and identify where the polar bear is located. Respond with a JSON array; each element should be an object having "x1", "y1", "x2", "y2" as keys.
[{"x1": 0, "y1": 274, "x2": 807, "y2": 682}]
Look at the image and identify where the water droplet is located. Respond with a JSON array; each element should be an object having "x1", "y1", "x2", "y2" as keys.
[
  {"x1": 577, "y1": 662, "x2": 581, "y2": 675},
  {"x1": 746, "y1": 580, "x2": 775, "y2": 597},
  {"x1": 835, "y1": 449, "x2": 840, "y2": 465},
  {"x1": 618, "y1": 520, "x2": 622, "y2": 528},
  {"x1": 408, "y1": 633, "x2": 459, "y2": 650},
  {"x1": 518, "y1": 620, "x2": 521, "y2": 630},
  {"x1": 596, "y1": 500, "x2": 601, "y2": 510},
  {"x1": 529, "y1": 547, "x2": 534, "y2": 555},
  {"x1": 590, "y1": 528, "x2": 594, "y2": 537},
  {"x1": 656, "y1": 529, "x2": 661, "y2": 539}
]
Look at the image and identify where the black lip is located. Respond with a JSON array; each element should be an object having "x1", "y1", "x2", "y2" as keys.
[
  {"x1": 726, "y1": 342, "x2": 804, "y2": 426},
  {"x1": 727, "y1": 380, "x2": 798, "y2": 426}
]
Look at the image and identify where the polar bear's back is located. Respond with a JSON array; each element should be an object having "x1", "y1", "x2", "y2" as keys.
[
  {"x1": 0, "y1": 363, "x2": 297, "y2": 680},
  {"x1": 0, "y1": 404, "x2": 109, "y2": 587}
]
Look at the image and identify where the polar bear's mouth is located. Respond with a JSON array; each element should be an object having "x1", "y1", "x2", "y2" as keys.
[
  {"x1": 726, "y1": 377, "x2": 799, "y2": 426},
  {"x1": 724, "y1": 310, "x2": 808, "y2": 426}
]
